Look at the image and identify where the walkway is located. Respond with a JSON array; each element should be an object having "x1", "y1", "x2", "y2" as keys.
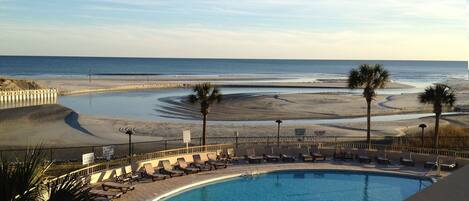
[{"x1": 115, "y1": 161, "x2": 445, "y2": 201}]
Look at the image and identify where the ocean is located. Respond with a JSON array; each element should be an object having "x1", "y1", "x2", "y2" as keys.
[{"x1": 0, "y1": 56, "x2": 467, "y2": 84}]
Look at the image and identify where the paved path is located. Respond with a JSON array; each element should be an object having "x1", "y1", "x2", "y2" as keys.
[{"x1": 114, "y1": 161, "x2": 445, "y2": 201}]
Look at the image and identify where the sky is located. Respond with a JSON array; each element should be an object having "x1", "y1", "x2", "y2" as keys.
[{"x1": 0, "y1": 0, "x2": 468, "y2": 60}]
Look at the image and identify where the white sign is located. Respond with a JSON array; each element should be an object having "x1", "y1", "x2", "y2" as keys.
[
  {"x1": 82, "y1": 153, "x2": 95, "y2": 165},
  {"x1": 102, "y1": 146, "x2": 114, "y2": 160},
  {"x1": 295, "y1": 128, "x2": 306, "y2": 136},
  {"x1": 183, "y1": 130, "x2": 191, "y2": 143}
]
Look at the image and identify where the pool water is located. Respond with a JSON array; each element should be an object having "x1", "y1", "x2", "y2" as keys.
[{"x1": 163, "y1": 171, "x2": 432, "y2": 201}]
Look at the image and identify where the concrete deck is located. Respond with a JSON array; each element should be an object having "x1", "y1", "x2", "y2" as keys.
[
  {"x1": 113, "y1": 161, "x2": 446, "y2": 201},
  {"x1": 407, "y1": 164, "x2": 469, "y2": 201}
]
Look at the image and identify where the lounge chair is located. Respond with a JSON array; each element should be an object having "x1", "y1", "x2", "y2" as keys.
[
  {"x1": 333, "y1": 147, "x2": 345, "y2": 160},
  {"x1": 280, "y1": 154, "x2": 295, "y2": 162},
  {"x1": 424, "y1": 155, "x2": 458, "y2": 170},
  {"x1": 207, "y1": 153, "x2": 228, "y2": 169},
  {"x1": 424, "y1": 155, "x2": 438, "y2": 169},
  {"x1": 192, "y1": 154, "x2": 213, "y2": 171},
  {"x1": 375, "y1": 150, "x2": 391, "y2": 165},
  {"x1": 226, "y1": 148, "x2": 243, "y2": 162},
  {"x1": 244, "y1": 148, "x2": 264, "y2": 164},
  {"x1": 440, "y1": 162, "x2": 457, "y2": 171},
  {"x1": 89, "y1": 189, "x2": 122, "y2": 199},
  {"x1": 440, "y1": 155, "x2": 458, "y2": 171},
  {"x1": 217, "y1": 149, "x2": 231, "y2": 163},
  {"x1": 263, "y1": 154, "x2": 280, "y2": 162},
  {"x1": 357, "y1": 149, "x2": 372, "y2": 164},
  {"x1": 311, "y1": 145, "x2": 326, "y2": 161},
  {"x1": 343, "y1": 148, "x2": 354, "y2": 160},
  {"x1": 116, "y1": 166, "x2": 141, "y2": 183},
  {"x1": 400, "y1": 152, "x2": 415, "y2": 166},
  {"x1": 299, "y1": 153, "x2": 314, "y2": 162},
  {"x1": 176, "y1": 158, "x2": 200, "y2": 174},
  {"x1": 143, "y1": 163, "x2": 169, "y2": 181},
  {"x1": 102, "y1": 182, "x2": 135, "y2": 193},
  {"x1": 161, "y1": 160, "x2": 185, "y2": 177}
]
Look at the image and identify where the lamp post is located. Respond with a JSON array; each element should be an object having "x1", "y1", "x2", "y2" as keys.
[
  {"x1": 275, "y1": 120, "x2": 282, "y2": 147},
  {"x1": 419, "y1": 124, "x2": 427, "y2": 147},
  {"x1": 234, "y1": 131, "x2": 239, "y2": 148},
  {"x1": 119, "y1": 127, "x2": 135, "y2": 164}
]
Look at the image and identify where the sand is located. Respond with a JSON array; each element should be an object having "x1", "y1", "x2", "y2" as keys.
[
  {"x1": 0, "y1": 105, "x2": 162, "y2": 148},
  {"x1": 158, "y1": 93, "x2": 440, "y2": 121},
  {"x1": 35, "y1": 75, "x2": 414, "y2": 95},
  {"x1": 0, "y1": 76, "x2": 467, "y2": 148}
]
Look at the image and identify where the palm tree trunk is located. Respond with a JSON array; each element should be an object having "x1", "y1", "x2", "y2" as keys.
[
  {"x1": 434, "y1": 113, "x2": 440, "y2": 149},
  {"x1": 202, "y1": 114, "x2": 207, "y2": 146},
  {"x1": 366, "y1": 100, "x2": 371, "y2": 149}
]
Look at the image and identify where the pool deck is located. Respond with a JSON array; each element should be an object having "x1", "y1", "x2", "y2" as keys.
[{"x1": 114, "y1": 161, "x2": 446, "y2": 201}]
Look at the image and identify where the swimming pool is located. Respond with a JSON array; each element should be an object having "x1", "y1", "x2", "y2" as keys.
[{"x1": 162, "y1": 170, "x2": 432, "y2": 201}]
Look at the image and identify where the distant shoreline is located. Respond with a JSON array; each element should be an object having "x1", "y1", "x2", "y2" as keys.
[{"x1": 32, "y1": 75, "x2": 416, "y2": 96}]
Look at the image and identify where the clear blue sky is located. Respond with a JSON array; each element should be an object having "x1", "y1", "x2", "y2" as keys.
[{"x1": 0, "y1": 0, "x2": 467, "y2": 60}]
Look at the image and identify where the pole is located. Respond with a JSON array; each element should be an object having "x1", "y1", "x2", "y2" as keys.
[
  {"x1": 88, "y1": 68, "x2": 92, "y2": 84},
  {"x1": 277, "y1": 123, "x2": 280, "y2": 147},
  {"x1": 421, "y1": 127, "x2": 425, "y2": 147},
  {"x1": 275, "y1": 120, "x2": 282, "y2": 147},
  {"x1": 128, "y1": 132, "x2": 132, "y2": 164},
  {"x1": 235, "y1": 131, "x2": 239, "y2": 149}
]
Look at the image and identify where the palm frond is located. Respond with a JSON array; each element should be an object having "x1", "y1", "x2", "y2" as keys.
[
  {"x1": 419, "y1": 84, "x2": 456, "y2": 109},
  {"x1": 348, "y1": 64, "x2": 389, "y2": 99},
  {"x1": 0, "y1": 146, "x2": 50, "y2": 201},
  {"x1": 45, "y1": 175, "x2": 94, "y2": 201}
]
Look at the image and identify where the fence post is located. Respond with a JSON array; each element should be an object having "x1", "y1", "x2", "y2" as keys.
[
  {"x1": 235, "y1": 135, "x2": 239, "y2": 148},
  {"x1": 199, "y1": 137, "x2": 202, "y2": 146},
  {"x1": 164, "y1": 140, "x2": 168, "y2": 150}
]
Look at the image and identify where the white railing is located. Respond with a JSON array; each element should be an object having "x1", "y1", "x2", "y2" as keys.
[{"x1": 0, "y1": 89, "x2": 58, "y2": 108}]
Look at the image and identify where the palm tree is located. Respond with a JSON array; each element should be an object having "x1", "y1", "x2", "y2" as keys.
[
  {"x1": 0, "y1": 147, "x2": 93, "y2": 201},
  {"x1": 348, "y1": 64, "x2": 390, "y2": 148},
  {"x1": 0, "y1": 147, "x2": 50, "y2": 201},
  {"x1": 188, "y1": 82, "x2": 222, "y2": 145},
  {"x1": 418, "y1": 84, "x2": 456, "y2": 148}
]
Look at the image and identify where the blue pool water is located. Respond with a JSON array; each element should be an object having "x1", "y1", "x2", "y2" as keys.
[{"x1": 163, "y1": 171, "x2": 432, "y2": 201}]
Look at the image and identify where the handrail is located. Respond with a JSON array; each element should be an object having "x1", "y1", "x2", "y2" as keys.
[{"x1": 46, "y1": 144, "x2": 233, "y2": 184}]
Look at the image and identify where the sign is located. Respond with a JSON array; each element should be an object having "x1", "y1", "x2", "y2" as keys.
[
  {"x1": 295, "y1": 128, "x2": 306, "y2": 136},
  {"x1": 102, "y1": 146, "x2": 114, "y2": 160},
  {"x1": 183, "y1": 130, "x2": 191, "y2": 143},
  {"x1": 82, "y1": 153, "x2": 95, "y2": 165},
  {"x1": 314, "y1": 130, "x2": 326, "y2": 137}
]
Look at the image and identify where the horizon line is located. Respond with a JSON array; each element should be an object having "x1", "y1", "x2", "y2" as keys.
[{"x1": 0, "y1": 54, "x2": 467, "y2": 63}]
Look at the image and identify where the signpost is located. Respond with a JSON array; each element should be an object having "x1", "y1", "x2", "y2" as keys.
[
  {"x1": 82, "y1": 153, "x2": 95, "y2": 166},
  {"x1": 295, "y1": 128, "x2": 306, "y2": 136},
  {"x1": 183, "y1": 130, "x2": 191, "y2": 152},
  {"x1": 295, "y1": 128, "x2": 306, "y2": 146},
  {"x1": 102, "y1": 146, "x2": 114, "y2": 160}
]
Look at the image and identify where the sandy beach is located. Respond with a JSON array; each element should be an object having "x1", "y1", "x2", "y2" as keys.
[
  {"x1": 34, "y1": 75, "x2": 414, "y2": 95},
  {"x1": 1, "y1": 76, "x2": 468, "y2": 148}
]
